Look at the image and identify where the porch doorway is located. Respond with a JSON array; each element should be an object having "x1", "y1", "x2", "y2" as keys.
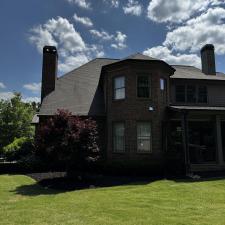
[
  {"x1": 168, "y1": 120, "x2": 217, "y2": 164},
  {"x1": 188, "y1": 121, "x2": 216, "y2": 164}
]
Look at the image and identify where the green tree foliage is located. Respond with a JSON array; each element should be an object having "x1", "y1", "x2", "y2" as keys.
[
  {"x1": 2, "y1": 137, "x2": 34, "y2": 161},
  {"x1": 0, "y1": 93, "x2": 36, "y2": 150}
]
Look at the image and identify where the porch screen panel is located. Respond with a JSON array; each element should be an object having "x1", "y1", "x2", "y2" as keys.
[
  {"x1": 188, "y1": 121, "x2": 216, "y2": 164},
  {"x1": 187, "y1": 85, "x2": 196, "y2": 103},
  {"x1": 198, "y1": 86, "x2": 207, "y2": 103},
  {"x1": 175, "y1": 85, "x2": 185, "y2": 102}
]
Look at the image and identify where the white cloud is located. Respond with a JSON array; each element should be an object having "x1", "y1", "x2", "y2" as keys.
[
  {"x1": 58, "y1": 54, "x2": 89, "y2": 73},
  {"x1": 29, "y1": 17, "x2": 85, "y2": 54},
  {"x1": 0, "y1": 82, "x2": 6, "y2": 89},
  {"x1": 111, "y1": 31, "x2": 127, "y2": 50},
  {"x1": 90, "y1": 29, "x2": 127, "y2": 50},
  {"x1": 73, "y1": 13, "x2": 93, "y2": 27},
  {"x1": 22, "y1": 96, "x2": 40, "y2": 103},
  {"x1": 0, "y1": 92, "x2": 14, "y2": 100},
  {"x1": 44, "y1": 17, "x2": 86, "y2": 53},
  {"x1": 143, "y1": 46, "x2": 201, "y2": 68},
  {"x1": 211, "y1": 0, "x2": 225, "y2": 6},
  {"x1": 90, "y1": 29, "x2": 114, "y2": 41},
  {"x1": 147, "y1": 0, "x2": 217, "y2": 23},
  {"x1": 144, "y1": 4, "x2": 225, "y2": 68},
  {"x1": 23, "y1": 82, "x2": 41, "y2": 93},
  {"x1": 123, "y1": 0, "x2": 142, "y2": 16},
  {"x1": 66, "y1": 0, "x2": 91, "y2": 9},
  {"x1": 164, "y1": 7, "x2": 225, "y2": 54},
  {"x1": 103, "y1": 0, "x2": 119, "y2": 8},
  {"x1": 29, "y1": 26, "x2": 58, "y2": 53},
  {"x1": 29, "y1": 17, "x2": 104, "y2": 73},
  {"x1": 0, "y1": 92, "x2": 40, "y2": 103}
]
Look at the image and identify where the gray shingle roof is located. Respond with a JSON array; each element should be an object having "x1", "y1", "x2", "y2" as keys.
[
  {"x1": 39, "y1": 54, "x2": 225, "y2": 117},
  {"x1": 171, "y1": 65, "x2": 225, "y2": 80},
  {"x1": 39, "y1": 58, "x2": 118, "y2": 116},
  {"x1": 122, "y1": 53, "x2": 158, "y2": 61}
]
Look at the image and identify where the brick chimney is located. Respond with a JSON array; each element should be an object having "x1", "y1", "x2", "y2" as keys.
[
  {"x1": 201, "y1": 44, "x2": 216, "y2": 75},
  {"x1": 41, "y1": 46, "x2": 58, "y2": 102}
]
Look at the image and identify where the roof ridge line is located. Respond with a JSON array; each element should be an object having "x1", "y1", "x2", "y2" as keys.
[{"x1": 58, "y1": 58, "x2": 118, "y2": 80}]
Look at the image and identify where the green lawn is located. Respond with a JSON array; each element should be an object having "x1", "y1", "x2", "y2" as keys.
[{"x1": 0, "y1": 175, "x2": 225, "y2": 225}]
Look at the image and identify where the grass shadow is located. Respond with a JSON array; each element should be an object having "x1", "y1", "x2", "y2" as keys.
[
  {"x1": 173, "y1": 175, "x2": 225, "y2": 183},
  {"x1": 11, "y1": 174, "x2": 156, "y2": 196},
  {"x1": 11, "y1": 183, "x2": 61, "y2": 196}
]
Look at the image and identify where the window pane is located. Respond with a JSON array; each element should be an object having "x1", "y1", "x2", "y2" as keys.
[
  {"x1": 138, "y1": 76, "x2": 149, "y2": 87},
  {"x1": 114, "y1": 76, "x2": 125, "y2": 100},
  {"x1": 160, "y1": 78, "x2": 165, "y2": 90},
  {"x1": 138, "y1": 138, "x2": 150, "y2": 152},
  {"x1": 137, "y1": 122, "x2": 151, "y2": 152},
  {"x1": 115, "y1": 76, "x2": 125, "y2": 89},
  {"x1": 187, "y1": 85, "x2": 196, "y2": 103},
  {"x1": 113, "y1": 123, "x2": 125, "y2": 152},
  {"x1": 138, "y1": 87, "x2": 149, "y2": 98},
  {"x1": 198, "y1": 86, "x2": 207, "y2": 103},
  {"x1": 115, "y1": 88, "x2": 125, "y2": 100},
  {"x1": 138, "y1": 123, "x2": 151, "y2": 136},
  {"x1": 137, "y1": 76, "x2": 150, "y2": 98},
  {"x1": 115, "y1": 123, "x2": 124, "y2": 136},
  {"x1": 175, "y1": 85, "x2": 185, "y2": 102}
]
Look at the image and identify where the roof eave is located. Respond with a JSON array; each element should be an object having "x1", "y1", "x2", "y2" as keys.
[{"x1": 102, "y1": 58, "x2": 176, "y2": 73}]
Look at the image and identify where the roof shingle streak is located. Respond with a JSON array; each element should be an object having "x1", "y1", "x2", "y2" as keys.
[
  {"x1": 39, "y1": 53, "x2": 225, "y2": 116},
  {"x1": 39, "y1": 58, "x2": 118, "y2": 116},
  {"x1": 171, "y1": 65, "x2": 225, "y2": 80}
]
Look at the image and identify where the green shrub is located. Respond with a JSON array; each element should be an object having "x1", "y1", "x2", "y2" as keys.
[{"x1": 2, "y1": 137, "x2": 34, "y2": 161}]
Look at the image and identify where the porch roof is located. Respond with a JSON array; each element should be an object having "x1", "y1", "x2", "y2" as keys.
[{"x1": 169, "y1": 105, "x2": 225, "y2": 112}]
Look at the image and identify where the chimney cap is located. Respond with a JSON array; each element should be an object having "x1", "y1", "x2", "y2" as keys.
[
  {"x1": 43, "y1": 46, "x2": 57, "y2": 54},
  {"x1": 201, "y1": 44, "x2": 214, "y2": 52}
]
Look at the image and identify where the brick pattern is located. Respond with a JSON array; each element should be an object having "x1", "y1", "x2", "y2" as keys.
[
  {"x1": 41, "y1": 46, "x2": 58, "y2": 102},
  {"x1": 104, "y1": 60, "x2": 173, "y2": 166}
]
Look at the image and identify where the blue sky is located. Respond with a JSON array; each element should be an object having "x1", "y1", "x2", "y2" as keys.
[{"x1": 0, "y1": 0, "x2": 225, "y2": 102}]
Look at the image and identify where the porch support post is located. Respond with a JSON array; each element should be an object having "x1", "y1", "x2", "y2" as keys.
[
  {"x1": 216, "y1": 115, "x2": 224, "y2": 166},
  {"x1": 181, "y1": 111, "x2": 190, "y2": 175}
]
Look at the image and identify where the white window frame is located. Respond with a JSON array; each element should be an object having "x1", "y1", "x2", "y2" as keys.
[
  {"x1": 114, "y1": 76, "x2": 125, "y2": 100},
  {"x1": 113, "y1": 122, "x2": 125, "y2": 153}
]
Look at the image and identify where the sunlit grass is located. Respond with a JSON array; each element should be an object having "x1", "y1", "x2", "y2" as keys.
[{"x1": 0, "y1": 175, "x2": 225, "y2": 225}]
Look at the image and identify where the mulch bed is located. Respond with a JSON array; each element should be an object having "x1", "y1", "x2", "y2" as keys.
[{"x1": 27, "y1": 172, "x2": 153, "y2": 191}]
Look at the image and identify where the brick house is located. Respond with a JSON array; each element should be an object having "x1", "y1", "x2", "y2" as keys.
[{"x1": 35, "y1": 44, "x2": 225, "y2": 174}]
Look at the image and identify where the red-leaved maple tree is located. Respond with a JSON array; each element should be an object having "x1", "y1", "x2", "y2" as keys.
[{"x1": 36, "y1": 109, "x2": 99, "y2": 170}]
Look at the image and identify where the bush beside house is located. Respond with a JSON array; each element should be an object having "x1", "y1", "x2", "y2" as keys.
[{"x1": 36, "y1": 109, "x2": 100, "y2": 172}]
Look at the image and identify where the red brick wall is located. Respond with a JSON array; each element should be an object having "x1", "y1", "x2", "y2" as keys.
[{"x1": 103, "y1": 60, "x2": 173, "y2": 168}]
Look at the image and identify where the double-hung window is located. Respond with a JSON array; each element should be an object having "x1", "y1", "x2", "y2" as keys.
[
  {"x1": 198, "y1": 86, "x2": 208, "y2": 103},
  {"x1": 137, "y1": 75, "x2": 150, "y2": 98},
  {"x1": 187, "y1": 85, "x2": 196, "y2": 103},
  {"x1": 175, "y1": 85, "x2": 208, "y2": 104},
  {"x1": 137, "y1": 122, "x2": 152, "y2": 153},
  {"x1": 160, "y1": 78, "x2": 166, "y2": 91},
  {"x1": 113, "y1": 122, "x2": 125, "y2": 152},
  {"x1": 114, "y1": 76, "x2": 125, "y2": 100},
  {"x1": 175, "y1": 85, "x2": 185, "y2": 103}
]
